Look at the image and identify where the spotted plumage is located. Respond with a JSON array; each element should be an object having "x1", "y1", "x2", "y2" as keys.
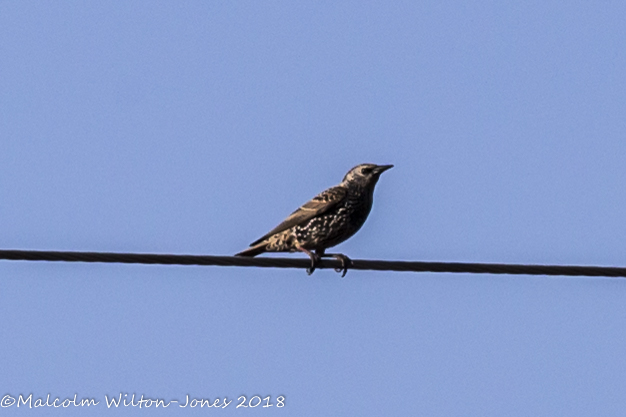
[{"x1": 236, "y1": 163, "x2": 393, "y2": 276}]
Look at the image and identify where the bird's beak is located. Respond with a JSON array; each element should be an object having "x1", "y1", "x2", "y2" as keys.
[{"x1": 374, "y1": 164, "x2": 394, "y2": 174}]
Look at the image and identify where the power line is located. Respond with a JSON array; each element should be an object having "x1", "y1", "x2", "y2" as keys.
[{"x1": 1, "y1": 249, "x2": 625, "y2": 278}]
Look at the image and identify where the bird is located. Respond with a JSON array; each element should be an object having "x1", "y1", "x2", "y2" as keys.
[{"x1": 236, "y1": 163, "x2": 393, "y2": 276}]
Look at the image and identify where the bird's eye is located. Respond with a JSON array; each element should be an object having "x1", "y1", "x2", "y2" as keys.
[{"x1": 362, "y1": 167, "x2": 373, "y2": 174}]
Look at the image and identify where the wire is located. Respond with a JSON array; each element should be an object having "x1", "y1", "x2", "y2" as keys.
[{"x1": 1, "y1": 249, "x2": 625, "y2": 278}]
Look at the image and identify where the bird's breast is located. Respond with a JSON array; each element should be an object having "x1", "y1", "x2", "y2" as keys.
[{"x1": 293, "y1": 191, "x2": 373, "y2": 249}]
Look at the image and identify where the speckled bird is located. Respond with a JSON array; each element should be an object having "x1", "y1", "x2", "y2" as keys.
[{"x1": 236, "y1": 163, "x2": 393, "y2": 276}]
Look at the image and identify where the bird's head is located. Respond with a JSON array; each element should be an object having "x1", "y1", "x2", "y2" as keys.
[{"x1": 342, "y1": 163, "x2": 394, "y2": 187}]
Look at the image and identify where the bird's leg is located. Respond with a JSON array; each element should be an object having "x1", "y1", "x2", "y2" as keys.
[
  {"x1": 296, "y1": 245, "x2": 320, "y2": 275},
  {"x1": 316, "y1": 250, "x2": 353, "y2": 277}
]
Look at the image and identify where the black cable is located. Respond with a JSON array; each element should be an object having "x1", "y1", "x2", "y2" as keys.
[{"x1": 1, "y1": 249, "x2": 625, "y2": 278}]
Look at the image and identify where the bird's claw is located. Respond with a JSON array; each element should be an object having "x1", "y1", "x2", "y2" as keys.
[
  {"x1": 332, "y1": 254, "x2": 353, "y2": 278},
  {"x1": 304, "y1": 251, "x2": 351, "y2": 277},
  {"x1": 306, "y1": 253, "x2": 321, "y2": 275}
]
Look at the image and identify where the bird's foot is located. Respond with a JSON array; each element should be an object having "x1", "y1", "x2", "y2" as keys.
[
  {"x1": 297, "y1": 245, "x2": 321, "y2": 275},
  {"x1": 306, "y1": 252, "x2": 321, "y2": 275},
  {"x1": 327, "y1": 253, "x2": 353, "y2": 277}
]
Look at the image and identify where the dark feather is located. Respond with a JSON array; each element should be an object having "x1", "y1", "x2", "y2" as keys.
[
  {"x1": 249, "y1": 185, "x2": 347, "y2": 245},
  {"x1": 236, "y1": 242, "x2": 267, "y2": 257}
]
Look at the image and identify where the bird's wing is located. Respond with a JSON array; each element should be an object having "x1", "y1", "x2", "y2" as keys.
[{"x1": 250, "y1": 185, "x2": 347, "y2": 245}]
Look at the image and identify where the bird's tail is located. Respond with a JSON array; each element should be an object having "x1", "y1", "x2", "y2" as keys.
[{"x1": 235, "y1": 242, "x2": 267, "y2": 257}]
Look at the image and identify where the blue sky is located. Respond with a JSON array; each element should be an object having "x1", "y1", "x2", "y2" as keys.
[{"x1": 2, "y1": 1, "x2": 626, "y2": 415}]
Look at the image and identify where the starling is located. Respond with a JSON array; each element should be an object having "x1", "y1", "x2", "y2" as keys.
[{"x1": 236, "y1": 163, "x2": 393, "y2": 276}]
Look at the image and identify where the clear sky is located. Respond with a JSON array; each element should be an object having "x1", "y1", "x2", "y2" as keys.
[{"x1": 2, "y1": 1, "x2": 626, "y2": 415}]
